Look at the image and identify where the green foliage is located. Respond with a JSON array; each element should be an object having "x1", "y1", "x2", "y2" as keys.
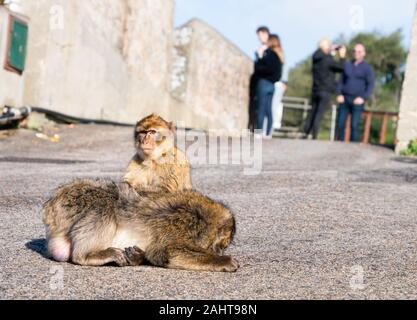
[
  {"x1": 368, "y1": 118, "x2": 395, "y2": 145},
  {"x1": 400, "y1": 140, "x2": 417, "y2": 157},
  {"x1": 286, "y1": 59, "x2": 312, "y2": 98}
]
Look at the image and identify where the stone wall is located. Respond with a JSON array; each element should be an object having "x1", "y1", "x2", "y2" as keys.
[
  {"x1": 2, "y1": 0, "x2": 174, "y2": 123},
  {"x1": 396, "y1": 4, "x2": 417, "y2": 153},
  {"x1": 1, "y1": 2, "x2": 252, "y2": 131},
  {"x1": 124, "y1": 0, "x2": 175, "y2": 120},
  {"x1": 170, "y1": 19, "x2": 253, "y2": 130}
]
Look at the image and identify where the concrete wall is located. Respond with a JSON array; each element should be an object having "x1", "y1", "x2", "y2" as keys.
[
  {"x1": 0, "y1": 6, "x2": 26, "y2": 108},
  {"x1": 1, "y1": 2, "x2": 252, "y2": 131},
  {"x1": 171, "y1": 19, "x2": 253, "y2": 131},
  {"x1": 124, "y1": 0, "x2": 175, "y2": 121},
  {"x1": 20, "y1": 0, "x2": 128, "y2": 121},
  {"x1": 396, "y1": 4, "x2": 417, "y2": 153},
  {"x1": 3, "y1": 0, "x2": 174, "y2": 123}
]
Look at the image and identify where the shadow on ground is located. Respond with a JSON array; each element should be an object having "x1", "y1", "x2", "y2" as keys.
[
  {"x1": 0, "y1": 157, "x2": 94, "y2": 164},
  {"x1": 392, "y1": 156, "x2": 417, "y2": 164},
  {"x1": 350, "y1": 168, "x2": 417, "y2": 184},
  {"x1": 26, "y1": 239, "x2": 49, "y2": 259}
]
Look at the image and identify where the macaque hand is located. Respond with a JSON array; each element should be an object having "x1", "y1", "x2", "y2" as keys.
[
  {"x1": 353, "y1": 97, "x2": 365, "y2": 105},
  {"x1": 337, "y1": 95, "x2": 345, "y2": 104}
]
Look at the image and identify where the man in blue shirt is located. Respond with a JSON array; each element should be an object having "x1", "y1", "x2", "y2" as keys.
[{"x1": 336, "y1": 44, "x2": 375, "y2": 142}]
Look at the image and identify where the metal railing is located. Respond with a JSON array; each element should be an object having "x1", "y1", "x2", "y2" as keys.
[
  {"x1": 279, "y1": 97, "x2": 337, "y2": 140},
  {"x1": 276, "y1": 96, "x2": 312, "y2": 134}
]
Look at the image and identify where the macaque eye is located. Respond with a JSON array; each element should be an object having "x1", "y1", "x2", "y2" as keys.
[
  {"x1": 138, "y1": 131, "x2": 147, "y2": 139},
  {"x1": 138, "y1": 130, "x2": 158, "y2": 140},
  {"x1": 154, "y1": 132, "x2": 163, "y2": 141}
]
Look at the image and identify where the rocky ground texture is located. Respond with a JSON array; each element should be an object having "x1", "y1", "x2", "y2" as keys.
[{"x1": 0, "y1": 124, "x2": 416, "y2": 299}]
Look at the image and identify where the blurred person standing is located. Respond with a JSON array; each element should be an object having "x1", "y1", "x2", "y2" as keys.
[
  {"x1": 336, "y1": 44, "x2": 375, "y2": 142},
  {"x1": 272, "y1": 81, "x2": 288, "y2": 130},
  {"x1": 303, "y1": 38, "x2": 346, "y2": 140},
  {"x1": 255, "y1": 34, "x2": 284, "y2": 139},
  {"x1": 248, "y1": 26, "x2": 270, "y2": 132}
]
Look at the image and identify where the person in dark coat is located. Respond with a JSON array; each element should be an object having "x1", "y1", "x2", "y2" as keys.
[
  {"x1": 248, "y1": 26, "x2": 270, "y2": 132},
  {"x1": 303, "y1": 38, "x2": 346, "y2": 139},
  {"x1": 255, "y1": 34, "x2": 284, "y2": 138}
]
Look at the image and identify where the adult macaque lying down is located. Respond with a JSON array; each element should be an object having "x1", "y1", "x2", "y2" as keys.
[{"x1": 42, "y1": 179, "x2": 239, "y2": 272}]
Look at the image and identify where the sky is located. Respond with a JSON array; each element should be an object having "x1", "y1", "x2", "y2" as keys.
[{"x1": 175, "y1": 0, "x2": 416, "y2": 79}]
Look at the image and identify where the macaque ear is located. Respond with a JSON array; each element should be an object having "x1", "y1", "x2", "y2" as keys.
[
  {"x1": 134, "y1": 122, "x2": 142, "y2": 139},
  {"x1": 218, "y1": 216, "x2": 235, "y2": 234},
  {"x1": 135, "y1": 121, "x2": 144, "y2": 132},
  {"x1": 168, "y1": 121, "x2": 176, "y2": 133},
  {"x1": 134, "y1": 125, "x2": 139, "y2": 139}
]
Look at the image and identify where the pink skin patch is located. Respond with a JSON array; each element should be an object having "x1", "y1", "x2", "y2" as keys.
[{"x1": 48, "y1": 237, "x2": 71, "y2": 262}]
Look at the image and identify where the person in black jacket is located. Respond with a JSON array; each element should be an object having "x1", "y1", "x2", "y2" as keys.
[
  {"x1": 303, "y1": 38, "x2": 346, "y2": 139},
  {"x1": 255, "y1": 34, "x2": 284, "y2": 138},
  {"x1": 248, "y1": 26, "x2": 270, "y2": 132}
]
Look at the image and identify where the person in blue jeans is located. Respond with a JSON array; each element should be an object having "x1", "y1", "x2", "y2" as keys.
[
  {"x1": 336, "y1": 44, "x2": 375, "y2": 142},
  {"x1": 256, "y1": 78, "x2": 275, "y2": 136},
  {"x1": 255, "y1": 34, "x2": 284, "y2": 138}
]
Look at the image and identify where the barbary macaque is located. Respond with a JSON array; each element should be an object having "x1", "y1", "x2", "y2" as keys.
[
  {"x1": 123, "y1": 114, "x2": 192, "y2": 193},
  {"x1": 42, "y1": 179, "x2": 238, "y2": 272}
]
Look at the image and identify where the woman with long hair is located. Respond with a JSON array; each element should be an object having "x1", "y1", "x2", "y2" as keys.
[{"x1": 254, "y1": 34, "x2": 284, "y2": 138}]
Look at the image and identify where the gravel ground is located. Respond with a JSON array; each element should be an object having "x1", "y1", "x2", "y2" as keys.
[{"x1": 0, "y1": 124, "x2": 416, "y2": 300}]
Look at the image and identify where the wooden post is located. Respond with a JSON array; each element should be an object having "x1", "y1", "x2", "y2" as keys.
[
  {"x1": 393, "y1": 116, "x2": 399, "y2": 145},
  {"x1": 344, "y1": 115, "x2": 351, "y2": 142},
  {"x1": 362, "y1": 112, "x2": 372, "y2": 144},
  {"x1": 379, "y1": 113, "x2": 389, "y2": 145}
]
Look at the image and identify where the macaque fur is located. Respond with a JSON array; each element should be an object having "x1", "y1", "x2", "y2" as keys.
[
  {"x1": 123, "y1": 114, "x2": 192, "y2": 193},
  {"x1": 43, "y1": 179, "x2": 238, "y2": 272}
]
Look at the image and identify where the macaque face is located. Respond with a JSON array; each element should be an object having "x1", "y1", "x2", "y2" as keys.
[
  {"x1": 134, "y1": 115, "x2": 175, "y2": 159},
  {"x1": 138, "y1": 129, "x2": 164, "y2": 156},
  {"x1": 136, "y1": 127, "x2": 174, "y2": 158}
]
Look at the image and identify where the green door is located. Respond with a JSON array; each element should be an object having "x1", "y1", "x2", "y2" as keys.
[{"x1": 9, "y1": 19, "x2": 28, "y2": 72}]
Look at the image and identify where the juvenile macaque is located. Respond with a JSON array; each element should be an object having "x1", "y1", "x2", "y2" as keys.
[
  {"x1": 123, "y1": 114, "x2": 192, "y2": 193},
  {"x1": 43, "y1": 179, "x2": 238, "y2": 272}
]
